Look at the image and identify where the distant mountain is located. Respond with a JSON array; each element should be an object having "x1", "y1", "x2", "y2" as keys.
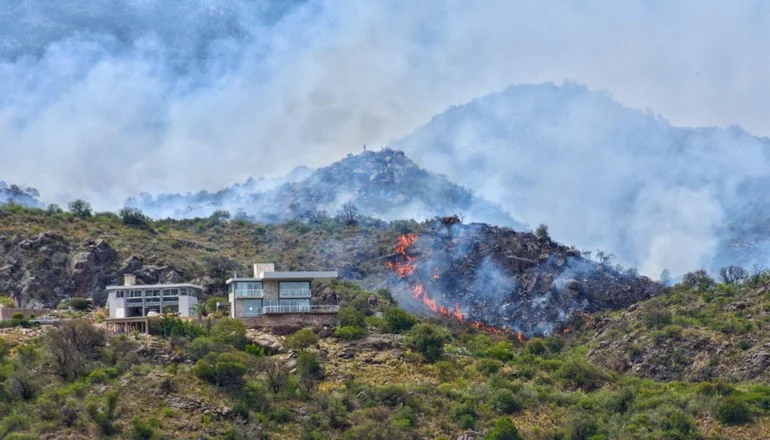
[
  {"x1": 0, "y1": 182, "x2": 43, "y2": 208},
  {"x1": 129, "y1": 149, "x2": 526, "y2": 229},
  {"x1": 392, "y1": 82, "x2": 770, "y2": 276}
]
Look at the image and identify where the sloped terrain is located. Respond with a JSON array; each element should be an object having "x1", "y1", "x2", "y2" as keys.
[{"x1": 0, "y1": 182, "x2": 43, "y2": 209}]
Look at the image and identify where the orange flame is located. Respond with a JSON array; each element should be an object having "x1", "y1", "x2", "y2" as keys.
[{"x1": 386, "y1": 233, "x2": 514, "y2": 337}]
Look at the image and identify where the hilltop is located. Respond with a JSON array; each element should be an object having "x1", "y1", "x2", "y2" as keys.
[{"x1": 128, "y1": 149, "x2": 524, "y2": 229}]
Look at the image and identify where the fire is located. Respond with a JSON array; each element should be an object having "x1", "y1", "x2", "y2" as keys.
[
  {"x1": 562, "y1": 327, "x2": 573, "y2": 335},
  {"x1": 386, "y1": 233, "x2": 513, "y2": 336},
  {"x1": 517, "y1": 331, "x2": 524, "y2": 344}
]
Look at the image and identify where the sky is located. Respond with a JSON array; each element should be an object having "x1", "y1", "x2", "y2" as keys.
[{"x1": 1, "y1": 1, "x2": 770, "y2": 228}]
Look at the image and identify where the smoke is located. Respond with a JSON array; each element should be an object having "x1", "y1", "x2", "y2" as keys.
[{"x1": 2, "y1": 1, "x2": 770, "y2": 274}]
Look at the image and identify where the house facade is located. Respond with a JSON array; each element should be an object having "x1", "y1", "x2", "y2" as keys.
[
  {"x1": 227, "y1": 263, "x2": 338, "y2": 318},
  {"x1": 105, "y1": 274, "x2": 202, "y2": 318}
]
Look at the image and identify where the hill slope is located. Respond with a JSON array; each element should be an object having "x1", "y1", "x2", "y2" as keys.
[{"x1": 393, "y1": 82, "x2": 770, "y2": 276}]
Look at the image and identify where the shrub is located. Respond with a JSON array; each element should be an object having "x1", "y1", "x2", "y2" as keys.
[
  {"x1": 485, "y1": 418, "x2": 523, "y2": 440},
  {"x1": 487, "y1": 341, "x2": 515, "y2": 361},
  {"x1": 10, "y1": 312, "x2": 24, "y2": 320},
  {"x1": 46, "y1": 320, "x2": 106, "y2": 380},
  {"x1": 643, "y1": 306, "x2": 672, "y2": 329},
  {"x1": 244, "y1": 344, "x2": 265, "y2": 358},
  {"x1": 68, "y1": 199, "x2": 92, "y2": 218},
  {"x1": 211, "y1": 318, "x2": 249, "y2": 349},
  {"x1": 477, "y1": 358, "x2": 503, "y2": 376},
  {"x1": 557, "y1": 358, "x2": 605, "y2": 391},
  {"x1": 716, "y1": 396, "x2": 752, "y2": 425},
  {"x1": 194, "y1": 352, "x2": 249, "y2": 386},
  {"x1": 120, "y1": 207, "x2": 151, "y2": 228},
  {"x1": 535, "y1": 224, "x2": 550, "y2": 241},
  {"x1": 492, "y1": 388, "x2": 522, "y2": 414},
  {"x1": 681, "y1": 269, "x2": 715, "y2": 291},
  {"x1": 451, "y1": 402, "x2": 478, "y2": 429},
  {"x1": 241, "y1": 381, "x2": 270, "y2": 411},
  {"x1": 154, "y1": 317, "x2": 204, "y2": 339},
  {"x1": 334, "y1": 326, "x2": 364, "y2": 340},
  {"x1": 297, "y1": 351, "x2": 323, "y2": 382},
  {"x1": 286, "y1": 328, "x2": 319, "y2": 350},
  {"x1": 46, "y1": 204, "x2": 63, "y2": 215},
  {"x1": 410, "y1": 324, "x2": 447, "y2": 362},
  {"x1": 86, "y1": 391, "x2": 120, "y2": 436},
  {"x1": 660, "y1": 410, "x2": 698, "y2": 440},
  {"x1": 189, "y1": 337, "x2": 229, "y2": 361},
  {"x1": 130, "y1": 418, "x2": 157, "y2": 440},
  {"x1": 364, "y1": 315, "x2": 389, "y2": 332},
  {"x1": 68, "y1": 298, "x2": 90, "y2": 311},
  {"x1": 384, "y1": 307, "x2": 417, "y2": 333},
  {"x1": 524, "y1": 338, "x2": 548, "y2": 356},
  {"x1": 339, "y1": 306, "x2": 365, "y2": 328},
  {"x1": 377, "y1": 385, "x2": 408, "y2": 407}
]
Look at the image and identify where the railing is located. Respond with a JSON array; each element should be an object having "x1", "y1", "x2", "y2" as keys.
[
  {"x1": 279, "y1": 288, "x2": 312, "y2": 298},
  {"x1": 262, "y1": 305, "x2": 340, "y2": 314},
  {"x1": 234, "y1": 290, "x2": 264, "y2": 297}
]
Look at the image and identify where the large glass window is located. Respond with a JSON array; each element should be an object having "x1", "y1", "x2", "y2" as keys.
[
  {"x1": 115, "y1": 291, "x2": 124, "y2": 298},
  {"x1": 129, "y1": 290, "x2": 143, "y2": 298},
  {"x1": 234, "y1": 281, "x2": 263, "y2": 297},
  {"x1": 279, "y1": 282, "x2": 311, "y2": 298},
  {"x1": 243, "y1": 299, "x2": 263, "y2": 316}
]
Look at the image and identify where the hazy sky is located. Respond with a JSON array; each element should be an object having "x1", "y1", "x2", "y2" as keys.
[{"x1": 1, "y1": 0, "x2": 769, "y2": 209}]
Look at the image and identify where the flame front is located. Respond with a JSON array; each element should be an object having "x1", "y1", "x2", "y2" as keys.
[{"x1": 386, "y1": 233, "x2": 516, "y2": 338}]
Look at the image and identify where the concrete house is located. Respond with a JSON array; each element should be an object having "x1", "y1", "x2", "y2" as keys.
[
  {"x1": 227, "y1": 264, "x2": 338, "y2": 319},
  {"x1": 105, "y1": 274, "x2": 202, "y2": 318}
]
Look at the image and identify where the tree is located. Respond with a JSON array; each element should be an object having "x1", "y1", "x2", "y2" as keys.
[
  {"x1": 193, "y1": 352, "x2": 249, "y2": 386},
  {"x1": 300, "y1": 208, "x2": 329, "y2": 224},
  {"x1": 410, "y1": 324, "x2": 447, "y2": 362},
  {"x1": 119, "y1": 207, "x2": 151, "y2": 227},
  {"x1": 719, "y1": 265, "x2": 748, "y2": 285},
  {"x1": 485, "y1": 418, "x2": 523, "y2": 440},
  {"x1": 285, "y1": 328, "x2": 319, "y2": 350},
  {"x1": 46, "y1": 204, "x2": 63, "y2": 215},
  {"x1": 336, "y1": 202, "x2": 361, "y2": 226},
  {"x1": 211, "y1": 318, "x2": 248, "y2": 350},
  {"x1": 68, "y1": 199, "x2": 92, "y2": 218},
  {"x1": 338, "y1": 306, "x2": 365, "y2": 328},
  {"x1": 45, "y1": 320, "x2": 106, "y2": 380},
  {"x1": 191, "y1": 302, "x2": 208, "y2": 318},
  {"x1": 384, "y1": 307, "x2": 417, "y2": 333},
  {"x1": 595, "y1": 250, "x2": 615, "y2": 266},
  {"x1": 681, "y1": 269, "x2": 715, "y2": 291}
]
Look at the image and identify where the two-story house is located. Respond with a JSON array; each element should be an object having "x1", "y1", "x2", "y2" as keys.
[
  {"x1": 105, "y1": 274, "x2": 202, "y2": 318},
  {"x1": 227, "y1": 263, "x2": 338, "y2": 318}
]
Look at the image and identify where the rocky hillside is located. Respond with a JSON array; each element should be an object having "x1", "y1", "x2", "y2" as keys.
[
  {"x1": 128, "y1": 149, "x2": 524, "y2": 229},
  {"x1": 0, "y1": 206, "x2": 657, "y2": 335}
]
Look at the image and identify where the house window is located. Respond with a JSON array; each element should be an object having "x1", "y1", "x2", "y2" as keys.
[
  {"x1": 234, "y1": 282, "x2": 263, "y2": 297},
  {"x1": 243, "y1": 299, "x2": 263, "y2": 316},
  {"x1": 115, "y1": 291, "x2": 124, "y2": 298},
  {"x1": 279, "y1": 299, "x2": 311, "y2": 310},
  {"x1": 279, "y1": 282, "x2": 311, "y2": 298},
  {"x1": 129, "y1": 290, "x2": 143, "y2": 298}
]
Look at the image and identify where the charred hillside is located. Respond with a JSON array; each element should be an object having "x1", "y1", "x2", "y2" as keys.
[
  {"x1": 127, "y1": 149, "x2": 524, "y2": 229},
  {"x1": 0, "y1": 208, "x2": 658, "y2": 335}
]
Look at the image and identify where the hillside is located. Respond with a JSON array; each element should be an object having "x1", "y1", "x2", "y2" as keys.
[
  {"x1": 0, "y1": 206, "x2": 657, "y2": 335},
  {"x1": 0, "y1": 182, "x2": 42, "y2": 209},
  {"x1": 126, "y1": 149, "x2": 525, "y2": 229},
  {"x1": 393, "y1": 82, "x2": 770, "y2": 276}
]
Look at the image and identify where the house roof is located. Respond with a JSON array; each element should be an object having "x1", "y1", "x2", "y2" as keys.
[
  {"x1": 226, "y1": 271, "x2": 338, "y2": 284},
  {"x1": 105, "y1": 283, "x2": 204, "y2": 291}
]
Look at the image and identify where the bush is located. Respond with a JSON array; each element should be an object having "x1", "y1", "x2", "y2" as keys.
[
  {"x1": 130, "y1": 418, "x2": 157, "y2": 440},
  {"x1": 557, "y1": 358, "x2": 605, "y2": 391},
  {"x1": 297, "y1": 351, "x2": 323, "y2": 382},
  {"x1": 377, "y1": 385, "x2": 409, "y2": 407},
  {"x1": 241, "y1": 381, "x2": 270, "y2": 411},
  {"x1": 120, "y1": 207, "x2": 151, "y2": 228},
  {"x1": 189, "y1": 337, "x2": 229, "y2": 361},
  {"x1": 384, "y1": 307, "x2": 417, "y2": 333},
  {"x1": 46, "y1": 320, "x2": 106, "y2": 380},
  {"x1": 153, "y1": 317, "x2": 204, "y2": 339},
  {"x1": 211, "y1": 318, "x2": 249, "y2": 349},
  {"x1": 10, "y1": 312, "x2": 24, "y2": 320},
  {"x1": 451, "y1": 402, "x2": 478, "y2": 429},
  {"x1": 339, "y1": 306, "x2": 365, "y2": 328},
  {"x1": 487, "y1": 341, "x2": 515, "y2": 361},
  {"x1": 68, "y1": 199, "x2": 92, "y2": 218},
  {"x1": 716, "y1": 396, "x2": 752, "y2": 425},
  {"x1": 286, "y1": 328, "x2": 319, "y2": 350},
  {"x1": 46, "y1": 204, "x2": 63, "y2": 215},
  {"x1": 492, "y1": 388, "x2": 522, "y2": 414},
  {"x1": 643, "y1": 306, "x2": 672, "y2": 329},
  {"x1": 194, "y1": 352, "x2": 249, "y2": 386},
  {"x1": 86, "y1": 391, "x2": 120, "y2": 436},
  {"x1": 660, "y1": 410, "x2": 698, "y2": 440},
  {"x1": 410, "y1": 324, "x2": 447, "y2": 362},
  {"x1": 335, "y1": 326, "x2": 365, "y2": 340},
  {"x1": 525, "y1": 338, "x2": 548, "y2": 356},
  {"x1": 477, "y1": 358, "x2": 503, "y2": 376},
  {"x1": 485, "y1": 418, "x2": 524, "y2": 440},
  {"x1": 68, "y1": 298, "x2": 90, "y2": 311},
  {"x1": 244, "y1": 344, "x2": 265, "y2": 358}
]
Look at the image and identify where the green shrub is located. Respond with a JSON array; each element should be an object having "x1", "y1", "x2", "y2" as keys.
[
  {"x1": 557, "y1": 358, "x2": 605, "y2": 391},
  {"x1": 130, "y1": 417, "x2": 157, "y2": 440},
  {"x1": 241, "y1": 381, "x2": 270, "y2": 411},
  {"x1": 643, "y1": 305, "x2": 672, "y2": 329},
  {"x1": 152, "y1": 316, "x2": 204, "y2": 339},
  {"x1": 377, "y1": 385, "x2": 408, "y2": 407},
  {"x1": 339, "y1": 306, "x2": 365, "y2": 328},
  {"x1": 211, "y1": 318, "x2": 249, "y2": 349},
  {"x1": 297, "y1": 351, "x2": 323, "y2": 382},
  {"x1": 384, "y1": 307, "x2": 417, "y2": 333},
  {"x1": 68, "y1": 200, "x2": 92, "y2": 218},
  {"x1": 244, "y1": 344, "x2": 265, "y2": 358},
  {"x1": 194, "y1": 352, "x2": 249, "y2": 386},
  {"x1": 10, "y1": 312, "x2": 24, "y2": 320},
  {"x1": 485, "y1": 418, "x2": 523, "y2": 440},
  {"x1": 487, "y1": 341, "x2": 515, "y2": 361},
  {"x1": 477, "y1": 358, "x2": 503, "y2": 376},
  {"x1": 334, "y1": 326, "x2": 364, "y2": 340},
  {"x1": 716, "y1": 396, "x2": 752, "y2": 425},
  {"x1": 524, "y1": 338, "x2": 547, "y2": 356},
  {"x1": 269, "y1": 405, "x2": 293, "y2": 423},
  {"x1": 492, "y1": 388, "x2": 522, "y2": 414},
  {"x1": 86, "y1": 391, "x2": 120, "y2": 436},
  {"x1": 68, "y1": 298, "x2": 90, "y2": 311},
  {"x1": 189, "y1": 337, "x2": 229, "y2": 361},
  {"x1": 286, "y1": 328, "x2": 319, "y2": 350},
  {"x1": 545, "y1": 335, "x2": 565, "y2": 354},
  {"x1": 364, "y1": 316, "x2": 389, "y2": 332},
  {"x1": 451, "y1": 402, "x2": 478, "y2": 429},
  {"x1": 410, "y1": 324, "x2": 447, "y2": 362},
  {"x1": 120, "y1": 207, "x2": 151, "y2": 228},
  {"x1": 660, "y1": 410, "x2": 698, "y2": 440}
]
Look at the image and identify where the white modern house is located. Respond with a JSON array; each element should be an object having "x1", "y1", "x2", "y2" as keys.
[
  {"x1": 227, "y1": 263, "x2": 338, "y2": 318},
  {"x1": 105, "y1": 274, "x2": 202, "y2": 318}
]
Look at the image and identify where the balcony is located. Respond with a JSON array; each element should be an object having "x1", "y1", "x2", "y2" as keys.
[
  {"x1": 262, "y1": 304, "x2": 339, "y2": 314},
  {"x1": 278, "y1": 288, "x2": 311, "y2": 298},
  {"x1": 233, "y1": 290, "x2": 264, "y2": 298}
]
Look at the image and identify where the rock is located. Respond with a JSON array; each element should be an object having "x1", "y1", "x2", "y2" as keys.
[{"x1": 245, "y1": 330, "x2": 285, "y2": 353}]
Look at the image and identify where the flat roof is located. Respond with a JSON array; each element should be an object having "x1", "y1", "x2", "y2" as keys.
[
  {"x1": 105, "y1": 283, "x2": 204, "y2": 291},
  {"x1": 226, "y1": 270, "x2": 338, "y2": 284}
]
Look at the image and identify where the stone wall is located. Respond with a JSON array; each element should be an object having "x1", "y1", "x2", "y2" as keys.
[
  {"x1": 241, "y1": 312, "x2": 338, "y2": 335},
  {"x1": 263, "y1": 281, "x2": 279, "y2": 300}
]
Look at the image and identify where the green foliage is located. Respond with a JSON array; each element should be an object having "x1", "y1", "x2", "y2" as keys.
[
  {"x1": 485, "y1": 418, "x2": 524, "y2": 440},
  {"x1": 410, "y1": 324, "x2": 447, "y2": 362},
  {"x1": 244, "y1": 344, "x2": 265, "y2": 358},
  {"x1": 46, "y1": 319, "x2": 106, "y2": 380},
  {"x1": 86, "y1": 391, "x2": 120, "y2": 436},
  {"x1": 660, "y1": 410, "x2": 698, "y2": 440},
  {"x1": 46, "y1": 203, "x2": 64, "y2": 215},
  {"x1": 557, "y1": 358, "x2": 605, "y2": 391},
  {"x1": 241, "y1": 381, "x2": 270, "y2": 412},
  {"x1": 205, "y1": 296, "x2": 229, "y2": 315},
  {"x1": 130, "y1": 418, "x2": 157, "y2": 440},
  {"x1": 383, "y1": 307, "x2": 417, "y2": 333},
  {"x1": 120, "y1": 207, "x2": 152, "y2": 228},
  {"x1": 643, "y1": 304, "x2": 673, "y2": 329},
  {"x1": 716, "y1": 396, "x2": 752, "y2": 425},
  {"x1": 68, "y1": 199, "x2": 92, "y2": 218},
  {"x1": 451, "y1": 402, "x2": 478, "y2": 429},
  {"x1": 10, "y1": 312, "x2": 24, "y2": 320},
  {"x1": 153, "y1": 316, "x2": 204, "y2": 339},
  {"x1": 211, "y1": 318, "x2": 249, "y2": 350},
  {"x1": 194, "y1": 352, "x2": 250, "y2": 386},
  {"x1": 286, "y1": 328, "x2": 320, "y2": 350},
  {"x1": 487, "y1": 341, "x2": 515, "y2": 361},
  {"x1": 477, "y1": 358, "x2": 503, "y2": 376},
  {"x1": 492, "y1": 388, "x2": 522, "y2": 414},
  {"x1": 297, "y1": 351, "x2": 323, "y2": 383},
  {"x1": 0, "y1": 296, "x2": 15, "y2": 307},
  {"x1": 189, "y1": 337, "x2": 229, "y2": 361},
  {"x1": 68, "y1": 297, "x2": 90, "y2": 311},
  {"x1": 524, "y1": 338, "x2": 548, "y2": 356},
  {"x1": 339, "y1": 306, "x2": 365, "y2": 328},
  {"x1": 334, "y1": 326, "x2": 365, "y2": 340}
]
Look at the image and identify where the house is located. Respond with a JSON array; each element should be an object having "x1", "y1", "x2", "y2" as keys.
[
  {"x1": 227, "y1": 263, "x2": 338, "y2": 318},
  {"x1": 105, "y1": 274, "x2": 202, "y2": 319}
]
